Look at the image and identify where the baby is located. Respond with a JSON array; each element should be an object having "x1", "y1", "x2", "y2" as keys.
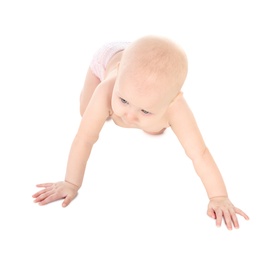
[{"x1": 32, "y1": 35, "x2": 249, "y2": 230}]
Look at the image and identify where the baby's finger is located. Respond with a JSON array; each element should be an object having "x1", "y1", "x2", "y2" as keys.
[
  {"x1": 235, "y1": 207, "x2": 250, "y2": 220},
  {"x1": 228, "y1": 208, "x2": 240, "y2": 229},
  {"x1": 223, "y1": 211, "x2": 233, "y2": 230},
  {"x1": 36, "y1": 183, "x2": 54, "y2": 188},
  {"x1": 32, "y1": 185, "x2": 53, "y2": 198},
  {"x1": 33, "y1": 190, "x2": 55, "y2": 203},
  {"x1": 215, "y1": 209, "x2": 223, "y2": 227},
  {"x1": 38, "y1": 193, "x2": 64, "y2": 206},
  {"x1": 32, "y1": 189, "x2": 47, "y2": 198}
]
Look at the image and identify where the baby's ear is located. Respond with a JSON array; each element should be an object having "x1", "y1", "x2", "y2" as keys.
[{"x1": 116, "y1": 62, "x2": 120, "y2": 71}]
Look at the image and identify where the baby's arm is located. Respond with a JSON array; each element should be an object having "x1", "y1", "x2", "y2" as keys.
[
  {"x1": 32, "y1": 81, "x2": 112, "y2": 207},
  {"x1": 169, "y1": 93, "x2": 249, "y2": 229}
]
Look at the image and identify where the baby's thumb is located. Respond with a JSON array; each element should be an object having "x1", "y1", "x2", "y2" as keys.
[
  {"x1": 62, "y1": 195, "x2": 72, "y2": 207},
  {"x1": 207, "y1": 208, "x2": 216, "y2": 219}
]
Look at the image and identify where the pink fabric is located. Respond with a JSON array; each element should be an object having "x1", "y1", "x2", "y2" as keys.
[{"x1": 90, "y1": 42, "x2": 130, "y2": 81}]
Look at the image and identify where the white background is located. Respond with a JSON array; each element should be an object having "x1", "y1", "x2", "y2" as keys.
[{"x1": 1, "y1": 0, "x2": 274, "y2": 259}]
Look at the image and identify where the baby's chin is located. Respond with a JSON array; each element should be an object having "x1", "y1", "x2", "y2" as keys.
[{"x1": 143, "y1": 128, "x2": 166, "y2": 135}]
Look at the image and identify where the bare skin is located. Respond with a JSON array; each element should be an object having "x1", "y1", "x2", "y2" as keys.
[{"x1": 32, "y1": 36, "x2": 249, "y2": 230}]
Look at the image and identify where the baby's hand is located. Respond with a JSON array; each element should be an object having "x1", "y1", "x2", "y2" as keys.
[
  {"x1": 32, "y1": 181, "x2": 79, "y2": 207},
  {"x1": 207, "y1": 196, "x2": 249, "y2": 230}
]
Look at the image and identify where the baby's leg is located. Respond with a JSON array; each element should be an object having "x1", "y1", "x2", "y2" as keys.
[{"x1": 79, "y1": 68, "x2": 101, "y2": 116}]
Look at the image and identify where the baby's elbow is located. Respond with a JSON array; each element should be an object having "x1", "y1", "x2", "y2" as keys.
[
  {"x1": 80, "y1": 105, "x2": 85, "y2": 117},
  {"x1": 186, "y1": 146, "x2": 208, "y2": 163},
  {"x1": 74, "y1": 133, "x2": 99, "y2": 148}
]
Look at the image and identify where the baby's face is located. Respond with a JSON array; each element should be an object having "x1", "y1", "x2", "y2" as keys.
[{"x1": 111, "y1": 77, "x2": 171, "y2": 127}]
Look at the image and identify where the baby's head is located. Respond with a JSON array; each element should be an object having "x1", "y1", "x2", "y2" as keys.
[
  {"x1": 112, "y1": 35, "x2": 188, "y2": 125},
  {"x1": 119, "y1": 35, "x2": 187, "y2": 99}
]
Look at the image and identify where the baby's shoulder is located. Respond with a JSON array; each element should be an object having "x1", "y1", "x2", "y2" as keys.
[
  {"x1": 169, "y1": 91, "x2": 185, "y2": 109},
  {"x1": 94, "y1": 76, "x2": 115, "y2": 101},
  {"x1": 167, "y1": 92, "x2": 190, "y2": 119}
]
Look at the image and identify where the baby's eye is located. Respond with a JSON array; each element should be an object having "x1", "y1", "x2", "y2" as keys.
[
  {"x1": 119, "y1": 97, "x2": 128, "y2": 104},
  {"x1": 141, "y1": 109, "x2": 150, "y2": 115}
]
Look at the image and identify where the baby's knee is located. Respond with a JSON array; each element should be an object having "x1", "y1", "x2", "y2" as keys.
[
  {"x1": 79, "y1": 95, "x2": 86, "y2": 117},
  {"x1": 79, "y1": 103, "x2": 85, "y2": 117}
]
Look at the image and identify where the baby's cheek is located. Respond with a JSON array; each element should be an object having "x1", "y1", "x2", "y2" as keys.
[{"x1": 111, "y1": 101, "x2": 123, "y2": 116}]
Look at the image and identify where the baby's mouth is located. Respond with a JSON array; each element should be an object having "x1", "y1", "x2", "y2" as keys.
[{"x1": 121, "y1": 116, "x2": 137, "y2": 126}]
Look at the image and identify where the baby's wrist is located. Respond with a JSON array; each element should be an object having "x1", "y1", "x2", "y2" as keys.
[
  {"x1": 65, "y1": 180, "x2": 80, "y2": 190},
  {"x1": 209, "y1": 195, "x2": 228, "y2": 200}
]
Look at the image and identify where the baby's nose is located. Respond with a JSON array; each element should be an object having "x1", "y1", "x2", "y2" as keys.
[{"x1": 125, "y1": 111, "x2": 138, "y2": 122}]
